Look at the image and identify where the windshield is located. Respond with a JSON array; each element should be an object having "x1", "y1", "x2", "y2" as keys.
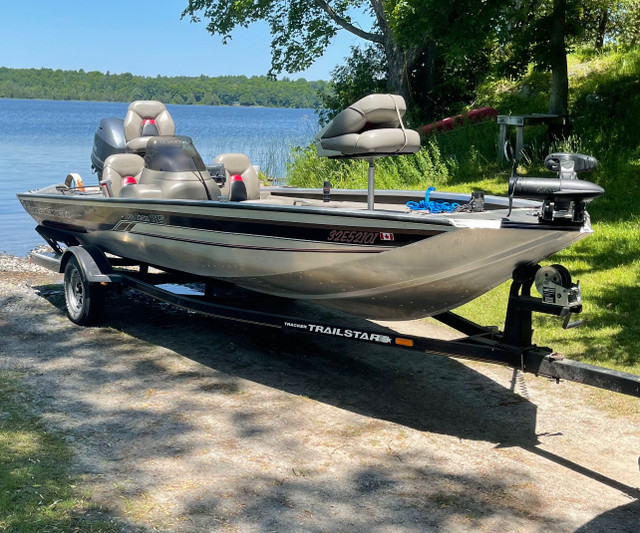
[{"x1": 144, "y1": 136, "x2": 207, "y2": 172}]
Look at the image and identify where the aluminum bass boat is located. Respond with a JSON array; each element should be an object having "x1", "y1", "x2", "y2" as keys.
[{"x1": 17, "y1": 95, "x2": 604, "y2": 320}]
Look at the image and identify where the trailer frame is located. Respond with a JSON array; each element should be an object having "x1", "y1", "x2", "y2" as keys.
[{"x1": 31, "y1": 246, "x2": 640, "y2": 398}]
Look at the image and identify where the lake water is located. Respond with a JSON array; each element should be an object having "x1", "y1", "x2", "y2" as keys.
[{"x1": 0, "y1": 99, "x2": 318, "y2": 256}]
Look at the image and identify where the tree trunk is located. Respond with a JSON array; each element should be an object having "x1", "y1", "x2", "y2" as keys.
[
  {"x1": 384, "y1": 42, "x2": 410, "y2": 101},
  {"x1": 369, "y1": 0, "x2": 423, "y2": 106},
  {"x1": 595, "y1": 8, "x2": 608, "y2": 49},
  {"x1": 549, "y1": 0, "x2": 569, "y2": 118},
  {"x1": 319, "y1": 0, "x2": 431, "y2": 114}
]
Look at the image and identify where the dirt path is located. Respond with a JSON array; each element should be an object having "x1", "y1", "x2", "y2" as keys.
[{"x1": 1, "y1": 255, "x2": 639, "y2": 532}]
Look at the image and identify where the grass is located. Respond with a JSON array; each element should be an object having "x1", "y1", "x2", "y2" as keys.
[
  {"x1": 0, "y1": 371, "x2": 117, "y2": 532},
  {"x1": 456, "y1": 45, "x2": 640, "y2": 374},
  {"x1": 286, "y1": 45, "x2": 640, "y2": 374},
  {"x1": 287, "y1": 136, "x2": 460, "y2": 190}
]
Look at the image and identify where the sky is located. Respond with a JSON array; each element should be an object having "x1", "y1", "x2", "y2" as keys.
[{"x1": 0, "y1": 1, "x2": 365, "y2": 81}]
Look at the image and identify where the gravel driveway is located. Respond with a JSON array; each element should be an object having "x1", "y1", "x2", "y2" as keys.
[{"x1": 1, "y1": 254, "x2": 639, "y2": 532}]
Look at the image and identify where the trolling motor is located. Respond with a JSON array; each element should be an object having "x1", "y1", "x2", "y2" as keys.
[{"x1": 508, "y1": 153, "x2": 604, "y2": 223}]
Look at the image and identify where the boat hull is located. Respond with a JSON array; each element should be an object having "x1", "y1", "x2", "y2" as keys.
[{"x1": 18, "y1": 191, "x2": 590, "y2": 320}]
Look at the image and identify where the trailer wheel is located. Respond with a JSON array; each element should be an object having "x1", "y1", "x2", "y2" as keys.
[{"x1": 63, "y1": 256, "x2": 105, "y2": 326}]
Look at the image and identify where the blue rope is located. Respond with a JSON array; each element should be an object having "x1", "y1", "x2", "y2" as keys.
[{"x1": 407, "y1": 187, "x2": 460, "y2": 213}]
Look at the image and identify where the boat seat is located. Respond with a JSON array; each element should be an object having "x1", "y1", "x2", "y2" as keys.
[
  {"x1": 100, "y1": 153, "x2": 145, "y2": 197},
  {"x1": 316, "y1": 94, "x2": 421, "y2": 158},
  {"x1": 123, "y1": 100, "x2": 175, "y2": 153},
  {"x1": 214, "y1": 153, "x2": 260, "y2": 201},
  {"x1": 119, "y1": 136, "x2": 220, "y2": 200}
]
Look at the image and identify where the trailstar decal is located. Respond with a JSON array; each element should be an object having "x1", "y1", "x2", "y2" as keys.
[{"x1": 284, "y1": 321, "x2": 392, "y2": 344}]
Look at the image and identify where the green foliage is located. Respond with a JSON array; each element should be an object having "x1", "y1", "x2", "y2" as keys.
[
  {"x1": 494, "y1": 1, "x2": 577, "y2": 75},
  {"x1": 427, "y1": 121, "x2": 501, "y2": 183},
  {"x1": 476, "y1": 70, "x2": 552, "y2": 115},
  {"x1": 578, "y1": 1, "x2": 640, "y2": 48},
  {"x1": 609, "y1": 1, "x2": 640, "y2": 45},
  {"x1": 286, "y1": 118, "x2": 500, "y2": 190},
  {"x1": 0, "y1": 67, "x2": 329, "y2": 108},
  {"x1": 318, "y1": 45, "x2": 387, "y2": 125},
  {"x1": 287, "y1": 145, "x2": 368, "y2": 189},
  {"x1": 286, "y1": 138, "x2": 454, "y2": 189},
  {"x1": 313, "y1": 1, "x2": 506, "y2": 124},
  {"x1": 182, "y1": 0, "x2": 369, "y2": 77}
]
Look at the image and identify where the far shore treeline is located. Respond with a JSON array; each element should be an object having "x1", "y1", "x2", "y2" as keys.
[{"x1": 0, "y1": 67, "x2": 329, "y2": 108}]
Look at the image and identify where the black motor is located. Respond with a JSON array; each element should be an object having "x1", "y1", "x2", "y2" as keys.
[
  {"x1": 544, "y1": 152, "x2": 598, "y2": 177},
  {"x1": 90, "y1": 117, "x2": 126, "y2": 177},
  {"x1": 509, "y1": 153, "x2": 604, "y2": 223}
]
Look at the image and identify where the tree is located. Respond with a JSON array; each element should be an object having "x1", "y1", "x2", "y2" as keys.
[
  {"x1": 581, "y1": 0, "x2": 613, "y2": 49},
  {"x1": 386, "y1": 0, "x2": 508, "y2": 119},
  {"x1": 608, "y1": 1, "x2": 640, "y2": 45},
  {"x1": 318, "y1": 44, "x2": 387, "y2": 123},
  {"x1": 577, "y1": 1, "x2": 640, "y2": 49},
  {"x1": 549, "y1": 0, "x2": 570, "y2": 116},
  {"x1": 492, "y1": 0, "x2": 587, "y2": 117},
  {"x1": 182, "y1": 1, "x2": 429, "y2": 106}
]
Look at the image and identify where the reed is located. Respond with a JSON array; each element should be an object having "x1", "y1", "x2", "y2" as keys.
[{"x1": 286, "y1": 138, "x2": 455, "y2": 190}]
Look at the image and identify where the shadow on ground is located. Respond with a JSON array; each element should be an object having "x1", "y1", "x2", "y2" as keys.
[
  {"x1": 1, "y1": 280, "x2": 636, "y2": 532},
  {"x1": 573, "y1": 499, "x2": 640, "y2": 533},
  {"x1": 101, "y1": 286, "x2": 542, "y2": 449}
]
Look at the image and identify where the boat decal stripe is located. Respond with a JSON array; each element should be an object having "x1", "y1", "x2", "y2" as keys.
[
  {"x1": 162, "y1": 215, "x2": 442, "y2": 246},
  {"x1": 128, "y1": 230, "x2": 390, "y2": 253}
]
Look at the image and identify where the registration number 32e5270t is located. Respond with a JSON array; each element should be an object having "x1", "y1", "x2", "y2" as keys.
[{"x1": 327, "y1": 230, "x2": 379, "y2": 244}]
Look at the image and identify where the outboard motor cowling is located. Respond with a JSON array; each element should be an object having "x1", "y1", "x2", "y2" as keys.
[{"x1": 91, "y1": 117, "x2": 126, "y2": 177}]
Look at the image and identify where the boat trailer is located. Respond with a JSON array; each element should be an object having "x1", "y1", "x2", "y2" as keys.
[{"x1": 31, "y1": 245, "x2": 640, "y2": 399}]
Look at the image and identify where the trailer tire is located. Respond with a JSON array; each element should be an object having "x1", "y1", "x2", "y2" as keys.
[{"x1": 63, "y1": 256, "x2": 105, "y2": 326}]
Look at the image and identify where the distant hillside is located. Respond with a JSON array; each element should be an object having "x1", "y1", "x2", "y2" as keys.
[{"x1": 0, "y1": 67, "x2": 329, "y2": 108}]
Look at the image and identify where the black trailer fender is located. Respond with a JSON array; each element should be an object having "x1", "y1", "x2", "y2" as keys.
[{"x1": 59, "y1": 246, "x2": 115, "y2": 283}]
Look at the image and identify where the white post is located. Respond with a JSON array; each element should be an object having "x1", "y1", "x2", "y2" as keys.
[{"x1": 367, "y1": 158, "x2": 375, "y2": 210}]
